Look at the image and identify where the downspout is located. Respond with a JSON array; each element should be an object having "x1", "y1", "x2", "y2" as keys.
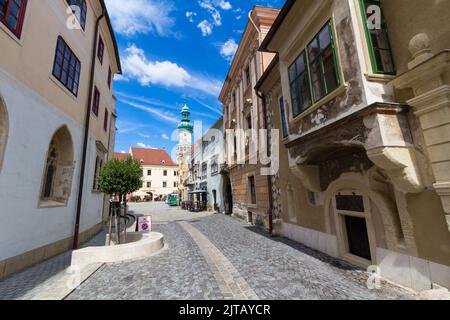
[
  {"x1": 250, "y1": 10, "x2": 274, "y2": 235},
  {"x1": 73, "y1": 8, "x2": 105, "y2": 249},
  {"x1": 256, "y1": 90, "x2": 274, "y2": 236},
  {"x1": 248, "y1": 10, "x2": 265, "y2": 77}
]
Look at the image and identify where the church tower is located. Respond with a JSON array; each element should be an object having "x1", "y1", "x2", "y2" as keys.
[
  {"x1": 176, "y1": 104, "x2": 193, "y2": 202},
  {"x1": 176, "y1": 104, "x2": 193, "y2": 158}
]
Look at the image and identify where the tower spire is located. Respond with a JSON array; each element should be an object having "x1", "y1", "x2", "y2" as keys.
[{"x1": 178, "y1": 104, "x2": 193, "y2": 132}]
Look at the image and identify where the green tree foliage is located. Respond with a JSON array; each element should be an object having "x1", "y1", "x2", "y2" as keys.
[{"x1": 97, "y1": 157, "x2": 143, "y2": 196}]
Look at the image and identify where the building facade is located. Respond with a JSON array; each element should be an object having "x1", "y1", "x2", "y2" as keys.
[
  {"x1": 114, "y1": 148, "x2": 178, "y2": 200},
  {"x1": 185, "y1": 118, "x2": 224, "y2": 212},
  {"x1": 0, "y1": 0, "x2": 121, "y2": 278},
  {"x1": 219, "y1": 6, "x2": 279, "y2": 223},
  {"x1": 176, "y1": 105, "x2": 193, "y2": 202},
  {"x1": 256, "y1": 0, "x2": 450, "y2": 291}
]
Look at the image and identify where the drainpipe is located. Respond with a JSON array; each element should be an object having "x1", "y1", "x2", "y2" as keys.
[
  {"x1": 248, "y1": 10, "x2": 265, "y2": 77},
  {"x1": 256, "y1": 90, "x2": 274, "y2": 236},
  {"x1": 72, "y1": 8, "x2": 105, "y2": 250}
]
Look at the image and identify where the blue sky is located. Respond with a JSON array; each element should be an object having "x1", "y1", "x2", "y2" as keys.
[{"x1": 105, "y1": 0, "x2": 285, "y2": 159}]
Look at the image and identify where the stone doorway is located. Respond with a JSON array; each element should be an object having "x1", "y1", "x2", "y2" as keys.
[{"x1": 332, "y1": 191, "x2": 376, "y2": 266}]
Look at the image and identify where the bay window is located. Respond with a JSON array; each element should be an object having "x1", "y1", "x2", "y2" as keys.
[{"x1": 289, "y1": 20, "x2": 340, "y2": 117}]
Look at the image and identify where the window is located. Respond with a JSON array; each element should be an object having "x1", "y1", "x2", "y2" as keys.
[
  {"x1": 307, "y1": 22, "x2": 340, "y2": 102},
  {"x1": 246, "y1": 114, "x2": 252, "y2": 130},
  {"x1": 211, "y1": 156, "x2": 219, "y2": 176},
  {"x1": 0, "y1": 0, "x2": 27, "y2": 38},
  {"x1": 52, "y1": 37, "x2": 81, "y2": 97},
  {"x1": 92, "y1": 156, "x2": 103, "y2": 191},
  {"x1": 163, "y1": 170, "x2": 168, "y2": 176},
  {"x1": 97, "y1": 35, "x2": 104, "y2": 64},
  {"x1": 173, "y1": 181, "x2": 178, "y2": 188},
  {"x1": 163, "y1": 181, "x2": 167, "y2": 188},
  {"x1": 0, "y1": 97, "x2": 7, "y2": 171},
  {"x1": 245, "y1": 65, "x2": 251, "y2": 88},
  {"x1": 289, "y1": 21, "x2": 340, "y2": 117},
  {"x1": 40, "y1": 126, "x2": 74, "y2": 206},
  {"x1": 66, "y1": 0, "x2": 87, "y2": 30},
  {"x1": 92, "y1": 86, "x2": 100, "y2": 116},
  {"x1": 174, "y1": 171, "x2": 177, "y2": 176},
  {"x1": 147, "y1": 181, "x2": 151, "y2": 188},
  {"x1": 147, "y1": 170, "x2": 152, "y2": 176},
  {"x1": 201, "y1": 162, "x2": 207, "y2": 179},
  {"x1": 359, "y1": 0, "x2": 395, "y2": 74},
  {"x1": 248, "y1": 175, "x2": 256, "y2": 205},
  {"x1": 289, "y1": 51, "x2": 311, "y2": 116},
  {"x1": 231, "y1": 92, "x2": 236, "y2": 111},
  {"x1": 93, "y1": 156, "x2": 99, "y2": 190},
  {"x1": 107, "y1": 67, "x2": 112, "y2": 88},
  {"x1": 279, "y1": 97, "x2": 289, "y2": 138},
  {"x1": 103, "y1": 109, "x2": 108, "y2": 131}
]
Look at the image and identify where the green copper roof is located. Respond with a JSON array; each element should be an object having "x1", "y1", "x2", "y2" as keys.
[{"x1": 178, "y1": 104, "x2": 193, "y2": 132}]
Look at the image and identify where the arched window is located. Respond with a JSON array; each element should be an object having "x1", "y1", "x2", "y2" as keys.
[
  {"x1": 0, "y1": 96, "x2": 8, "y2": 172},
  {"x1": 39, "y1": 126, "x2": 74, "y2": 206}
]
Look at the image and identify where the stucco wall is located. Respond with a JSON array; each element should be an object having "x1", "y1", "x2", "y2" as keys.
[
  {"x1": 0, "y1": 68, "x2": 103, "y2": 261},
  {"x1": 383, "y1": 0, "x2": 450, "y2": 75}
]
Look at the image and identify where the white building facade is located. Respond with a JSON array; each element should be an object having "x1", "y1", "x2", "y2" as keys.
[
  {"x1": 115, "y1": 147, "x2": 178, "y2": 200},
  {"x1": 0, "y1": 0, "x2": 121, "y2": 278}
]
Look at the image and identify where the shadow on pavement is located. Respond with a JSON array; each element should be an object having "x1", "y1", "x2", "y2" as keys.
[{"x1": 243, "y1": 225, "x2": 362, "y2": 272}]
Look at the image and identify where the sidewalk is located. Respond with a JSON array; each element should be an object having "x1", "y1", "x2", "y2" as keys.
[{"x1": 0, "y1": 227, "x2": 107, "y2": 300}]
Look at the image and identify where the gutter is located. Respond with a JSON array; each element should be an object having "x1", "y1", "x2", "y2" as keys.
[
  {"x1": 259, "y1": 0, "x2": 296, "y2": 53},
  {"x1": 72, "y1": 8, "x2": 106, "y2": 250}
]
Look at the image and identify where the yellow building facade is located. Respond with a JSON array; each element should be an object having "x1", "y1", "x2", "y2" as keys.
[{"x1": 256, "y1": 0, "x2": 450, "y2": 291}]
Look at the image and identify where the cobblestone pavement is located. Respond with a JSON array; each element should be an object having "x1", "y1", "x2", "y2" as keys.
[
  {"x1": 128, "y1": 202, "x2": 214, "y2": 223},
  {"x1": 67, "y1": 222, "x2": 223, "y2": 300},
  {"x1": 191, "y1": 215, "x2": 416, "y2": 300},
  {"x1": 1, "y1": 202, "x2": 418, "y2": 300},
  {"x1": 67, "y1": 206, "x2": 416, "y2": 300},
  {"x1": 0, "y1": 228, "x2": 107, "y2": 300}
]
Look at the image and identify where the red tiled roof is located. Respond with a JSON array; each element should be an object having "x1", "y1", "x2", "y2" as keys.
[
  {"x1": 113, "y1": 152, "x2": 131, "y2": 160},
  {"x1": 131, "y1": 147, "x2": 177, "y2": 166}
]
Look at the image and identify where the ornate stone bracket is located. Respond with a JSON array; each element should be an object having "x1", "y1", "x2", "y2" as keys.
[
  {"x1": 366, "y1": 147, "x2": 424, "y2": 194},
  {"x1": 290, "y1": 164, "x2": 322, "y2": 192}
]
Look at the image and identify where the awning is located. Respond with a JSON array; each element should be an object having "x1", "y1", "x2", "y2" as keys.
[{"x1": 188, "y1": 190, "x2": 208, "y2": 194}]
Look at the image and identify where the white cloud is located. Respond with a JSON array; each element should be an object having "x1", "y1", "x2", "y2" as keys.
[
  {"x1": 136, "y1": 142, "x2": 154, "y2": 149},
  {"x1": 235, "y1": 15, "x2": 241, "y2": 20},
  {"x1": 217, "y1": 0, "x2": 232, "y2": 10},
  {"x1": 116, "y1": 92, "x2": 179, "y2": 111},
  {"x1": 186, "y1": 11, "x2": 197, "y2": 23},
  {"x1": 120, "y1": 99, "x2": 179, "y2": 125},
  {"x1": 139, "y1": 133, "x2": 152, "y2": 139},
  {"x1": 161, "y1": 133, "x2": 170, "y2": 140},
  {"x1": 198, "y1": 0, "x2": 222, "y2": 26},
  {"x1": 220, "y1": 38, "x2": 238, "y2": 62},
  {"x1": 105, "y1": 0, "x2": 175, "y2": 36},
  {"x1": 197, "y1": 20, "x2": 213, "y2": 36},
  {"x1": 119, "y1": 45, "x2": 222, "y2": 96}
]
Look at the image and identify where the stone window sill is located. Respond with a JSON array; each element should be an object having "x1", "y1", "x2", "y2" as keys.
[
  {"x1": 364, "y1": 73, "x2": 396, "y2": 83},
  {"x1": 292, "y1": 84, "x2": 348, "y2": 124},
  {"x1": 39, "y1": 200, "x2": 67, "y2": 209}
]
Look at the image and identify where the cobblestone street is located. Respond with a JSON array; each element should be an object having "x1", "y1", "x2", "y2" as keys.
[
  {"x1": 67, "y1": 203, "x2": 416, "y2": 300},
  {"x1": 0, "y1": 203, "x2": 417, "y2": 300}
]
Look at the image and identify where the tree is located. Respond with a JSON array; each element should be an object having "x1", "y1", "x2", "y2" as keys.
[
  {"x1": 97, "y1": 157, "x2": 143, "y2": 197},
  {"x1": 97, "y1": 157, "x2": 143, "y2": 244}
]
